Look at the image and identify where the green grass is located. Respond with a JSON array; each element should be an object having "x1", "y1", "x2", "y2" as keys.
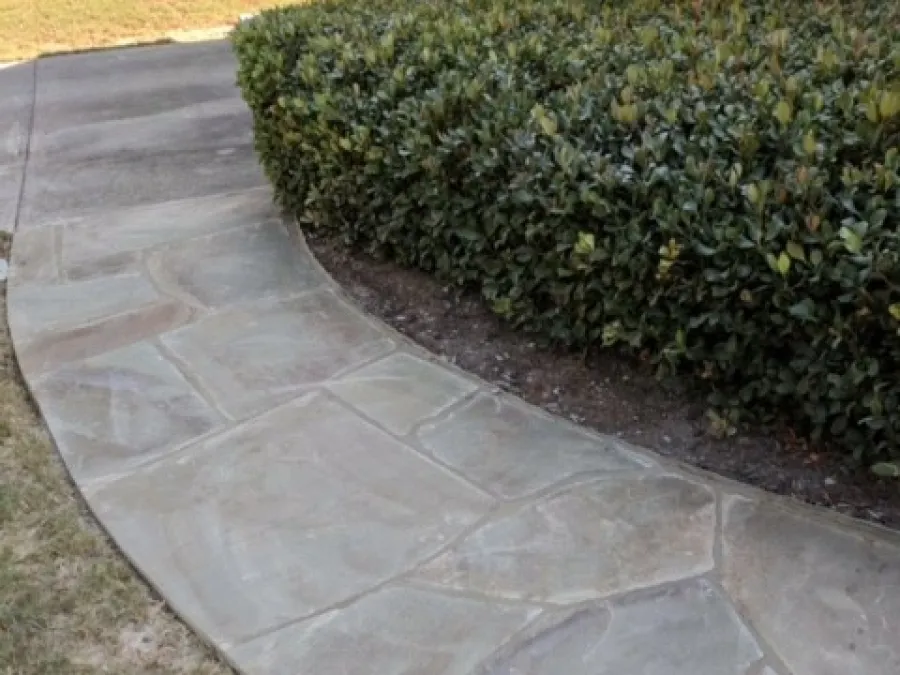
[{"x1": 0, "y1": 0, "x2": 293, "y2": 61}]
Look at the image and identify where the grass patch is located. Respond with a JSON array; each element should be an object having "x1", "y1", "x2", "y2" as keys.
[
  {"x1": 0, "y1": 0, "x2": 292, "y2": 61},
  {"x1": 0, "y1": 234, "x2": 231, "y2": 672}
]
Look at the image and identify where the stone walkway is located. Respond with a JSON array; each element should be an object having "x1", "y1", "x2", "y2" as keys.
[{"x1": 3, "y1": 40, "x2": 899, "y2": 675}]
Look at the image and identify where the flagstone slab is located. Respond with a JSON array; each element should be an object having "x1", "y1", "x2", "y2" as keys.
[
  {"x1": 58, "y1": 189, "x2": 278, "y2": 280},
  {"x1": 7, "y1": 267, "x2": 195, "y2": 374},
  {"x1": 32, "y1": 341, "x2": 224, "y2": 482},
  {"x1": 18, "y1": 145, "x2": 266, "y2": 226},
  {"x1": 477, "y1": 579, "x2": 761, "y2": 675},
  {"x1": 33, "y1": 40, "x2": 237, "y2": 131},
  {"x1": 418, "y1": 393, "x2": 652, "y2": 499},
  {"x1": 160, "y1": 291, "x2": 393, "y2": 419},
  {"x1": 228, "y1": 585, "x2": 538, "y2": 675},
  {"x1": 30, "y1": 97, "x2": 253, "y2": 163},
  {"x1": 86, "y1": 394, "x2": 493, "y2": 647},
  {"x1": 8, "y1": 271, "x2": 161, "y2": 343},
  {"x1": 326, "y1": 352, "x2": 478, "y2": 437},
  {"x1": 722, "y1": 496, "x2": 900, "y2": 675},
  {"x1": 146, "y1": 221, "x2": 318, "y2": 310},
  {"x1": 17, "y1": 300, "x2": 196, "y2": 377},
  {"x1": 416, "y1": 475, "x2": 716, "y2": 603}
]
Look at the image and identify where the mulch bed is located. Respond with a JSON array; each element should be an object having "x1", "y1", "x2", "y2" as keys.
[{"x1": 308, "y1": 234, "x2": 900, "y2": 530}]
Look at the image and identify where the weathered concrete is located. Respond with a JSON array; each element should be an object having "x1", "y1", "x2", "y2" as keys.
[{"x1": 7, "y1": 40, "x2": 900, "y2": 675}]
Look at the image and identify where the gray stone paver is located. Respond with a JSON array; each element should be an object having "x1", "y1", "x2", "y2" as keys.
[
  {"x1": 327, "y1": 352, "x2": 478, "y2": 436},
  {"x1": 415, "y1": 475, "x2": 717, "y2": 603},
  {"x1": 419, "y1": 392, "x2": 653, "y2": 499},
  {"x1": 19, "y1": 144, "x2": 266, "y2": 226},
  {"x1": 59, "y1": 188, "x2": 278, "y2": 279},
  {"x1": 722, "y1": 495, "x2": 900, "y2": 675},
  {"x1": 228, "y1": 585, "x2": 539, "y2": 675},
  {"x1": 160, "y1": 291, "x2": 394, "y2": 419},
  {"x1": 32, "y1": 341, "x2": 224, "y2": 482},
  {"x1": 87, "y1": 393, "x2": 492, "y2": 646},
  {"x1": 145, "y1": 221, "x2": 319, "y2": 310},
  {"x1": 7, "y1": 40, "x2": 900, "y2": 675},
  {"x1": 477, "y1": 579, "x2": 762, "y2": 675}
]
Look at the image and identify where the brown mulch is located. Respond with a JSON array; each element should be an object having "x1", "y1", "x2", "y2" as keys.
[{"x1": 307, "y1": 234, "x2": 900, "y2": 530}]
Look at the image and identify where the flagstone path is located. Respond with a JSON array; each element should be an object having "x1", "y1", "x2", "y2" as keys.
[{"x1": 3, "y1": 40, "x2": 899, "y2": 675}]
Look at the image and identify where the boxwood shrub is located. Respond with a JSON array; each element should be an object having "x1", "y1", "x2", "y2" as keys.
[{"x1": 233, "y1": 0, "x2": 900, "y2": 465}]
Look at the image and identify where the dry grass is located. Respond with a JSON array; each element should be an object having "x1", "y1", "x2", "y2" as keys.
[
  {"x1": 0, "y1": 235, "x2": 231, "y2": 673},
  {"x1": 0, "y1": 0, "x2": 293, "y2": 61}
]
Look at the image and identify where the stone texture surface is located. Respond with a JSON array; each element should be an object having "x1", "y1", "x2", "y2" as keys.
[
  {"x1": 146, "y1": 221, "x2": 319, "y2": 310},
  {"x1": 31, "y1": 41, "x2": 247, "y2": 163},
  {"x1": 32, "y1": 341, "x2": 223, "y2": 482},
  {"x1": 327, "y1": 352, "x2": 478, "y2": 436},
  {"x1": 19, "y1": 145, "x2": 266, "y2": 225},
  {"x1": 0, "y1": 62, "x2": 34, "y2": 167},
  {"x1": 160, "y1": 291, "x2": 393, "y2": 419},
  {"x1": 416, "y1": 475, "x2": 716, "y2": 603},
  {"x1": 9, "y1": 271, "x2": 161, "y2": 343},
  {"x1": 479, "y1": 579, "x2": 761, "y2": 675},
  {"x1": 419, "y1": 393, "x2": 652, "y2": 499},
  {"x1": 7, "y1": 40, "x2": 900, "y2": 675},
  {"x1": 722, "y1": 496, "x2": 900, "y2": 675},
  {"x1": 59, "y1": 189, "x2": 278, "y2": 279},
  {"x1": 19, "y1": 300, "x2": 195, "y2": 377},
  {"x1": 87, "y1": 394, "x2": 492, "y2": 647},
  {"x1": 30, "y1": 97, "x2": 252, "y2": 164},
  {"x1": 229, "y1": 585, "x2": 538, "y2": 675},
  {"x1": 32, "y1": 40, "x2": 237, "y2": 135}
]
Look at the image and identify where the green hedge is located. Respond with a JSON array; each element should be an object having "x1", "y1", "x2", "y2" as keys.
[{"x1": 233, "y1": 0, "x2": 900, "y2": 465}]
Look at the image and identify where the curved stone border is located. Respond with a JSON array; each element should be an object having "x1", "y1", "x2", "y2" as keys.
[{"x1": 6, "y1": 40, "x2": 900, "y2": 675}]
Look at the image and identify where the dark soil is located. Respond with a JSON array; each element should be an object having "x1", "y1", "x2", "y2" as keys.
[{"x1": 307, "y1": 235, "x2": 900, "y2": 530}]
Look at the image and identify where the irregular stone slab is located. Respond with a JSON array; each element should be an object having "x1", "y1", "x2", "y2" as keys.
[
  {"x1": 16, "y1": 300, "x2": 196, "y2": 377},
  {"x1": 229, "y1": 585, "x2": 538, "y2": 675},
  {"x1": 160, "y1": 291, "x2": 393, "y2": 419},
  {"x1": 32, "y1": 341, "x2": 223, "y2": 482},
  {"x1": 0, "y1": 62, "x2": 34, "y2": 166},
  {"x1": 30, "y1": 97, "x2": 252, "y2": 163},
  {"x1": 19, "y1": 145, "x2": 266, "y2": 226},
  {"x1": 327, "y1": 353, "x2": 478, "y2": 436},
  {"x1": 478, "y1": 579, "x2": 761, "y2": 675},
  {"x1": 8, "y1": 272, "x2": 160, "y2": 344},
  {"x1": 0, "y1": 164, "x2": 24, "y2": 232},
  {"x1": 59, "y1": 189, "x2": 278, "y2": 279},
  {"x1": 86, "y1": 394, "x2": 493, "y2": 647},
  {"x1": 416, "y1": 475, "x2": 716, "y2": 603},
  {"x1": 9, "y1": 224, "x2": 59, "y2": 283},
  {"x1": 33, "y1": 40, "x2": 237, "y2": 133},
  {"x1": 722, "y1": 496, "x2": 900, "y2": 675},
  {"x1": 418, "y1": 393, "x2": 651, "y2": 499},
  {"x1": 146, "y1": 221, "x2": 318, "y2": 310}
]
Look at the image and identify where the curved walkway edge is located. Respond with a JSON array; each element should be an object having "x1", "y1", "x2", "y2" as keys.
[{"x1": 5, "y1": 40, "x2": 900, "y2": 675}]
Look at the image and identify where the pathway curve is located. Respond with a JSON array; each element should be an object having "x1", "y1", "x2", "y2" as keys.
[{"x1": 3, "y1": 41, "x2": 899, "y2": 675}]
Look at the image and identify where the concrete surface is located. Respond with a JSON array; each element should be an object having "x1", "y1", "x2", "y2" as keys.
[{"x1": 5, "y1": 40, "x2": 900, "y2": 675}]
